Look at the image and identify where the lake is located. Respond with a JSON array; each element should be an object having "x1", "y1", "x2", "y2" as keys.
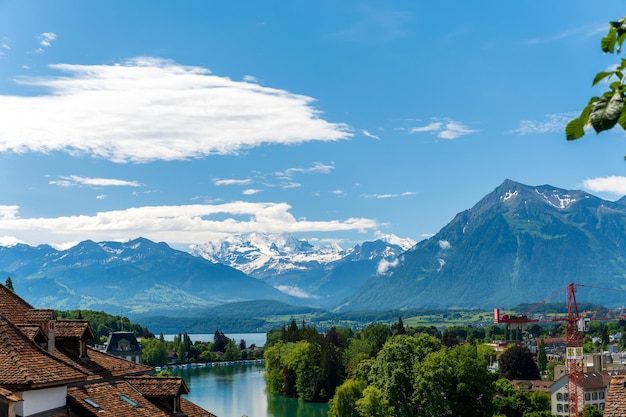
[
  {"x1": 172, "y1": 362, "x2": 329, "y2": 417},
  {"x1": 164, "y1": 332, "x2": 267, "y2": 347}
]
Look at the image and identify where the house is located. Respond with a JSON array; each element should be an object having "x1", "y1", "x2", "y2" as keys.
[
  {"x1": 0, "y1": 284, "x2": 217, "y2": 417},
  {"x1": 99, "y1": 331, "x2": 143, "y2": 363},
  {"x1": 510, "y1": 379, "x2": 554, "y2": 393},
  {"x1": 550, "y1": 370, "x2": 620, "y2": 416}
]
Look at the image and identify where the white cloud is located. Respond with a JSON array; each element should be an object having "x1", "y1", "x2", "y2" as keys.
[
  {"x1": 362, "y1": 191, "x2": 415, "y2": 199},
  {"x1": 0, "y1": 235, "x2": 24, "y2": 246},
  {"x1": 0, "y1": 203, "x2": 377, "y2": 247},
  {"x1": 39, "y1": 32, "x2": 57, "y2": 47},
  {"x1": 275, "y1": 285, "x2": 319, "y2": 299},
  {"x1": 1, "y1": 58, "x2": 351, "y2": 163},
  {"x1": 409, "y1": 118, "x2": 477, "y2": 139},
  {"x1": 509, "y1": 113, "x2": 575, "y2": 135},
  {"x1": 49, "y1": 175, "x2": 141, "y2": 187},
  {"x1": 361, "y1": 130, "x2": 380, "y2": 140},
  {"x1": 242, "y1": 189, "x2": 262, "y2": 195},
  {"x1": 377, "y1": 258, "x2": 399, "y2": 275},
  {"x1": 580, "y1": 176, "x2": 626, "y2": 197},
  {"x1": 0, "y1": 206, "x2": 19, "y2": 220},
  {"x1": 96, "y1": 194, "x2": 106, "y2": 200},
  {"x1": 280, "y1": 162, "x2": 335, "y2": 176},
  {"x1": 438, "y1": 240, "x2": 451, "y2": 250},
  {"x1": 213, "y1": 178, "x2": 253, "y2": 186}
]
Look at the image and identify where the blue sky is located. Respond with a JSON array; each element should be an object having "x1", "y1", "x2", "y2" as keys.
[{"x1": 1, "y1": 1, "x2": 626, "y2": 250}]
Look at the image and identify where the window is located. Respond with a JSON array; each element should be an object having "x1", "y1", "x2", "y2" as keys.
[
  {"x1": 557, "y1": 393, "x2": 563, "y2": 401},
  {"x1": 119, "y1": 394, "x2": 139, "y2": 408},
  {"x1": 557, "y1": 404, "x2": 563, "y2": 412},
  {"x1": 600, "y1": 391, "x2": 605, "y2": 400},
  {"x1": 592, "y1": 392, "x2": 598, "y2": 400},
  {"x1": 84, "y1": 398, "x2": 102, "y2": 411},
  {"x1": 585, "y1": 393, "x2": 590, "y2": 401},
  {"x1": 0, "y1": 403, "x2": 8, "y2": 417}
]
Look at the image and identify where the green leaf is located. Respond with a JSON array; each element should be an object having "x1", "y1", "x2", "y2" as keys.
[
  {"x1": 565, "y1": 118, "x2": 585, "y2": 140},
  {"x1": 589, "y1": 91, "x2": 624, "y2": 133},
  {"x1": 618, "y1": 107, "x2": 626, "y2": 130},
  {"x1": 602, "y1": 27, "x2": 617, "y2": 53},
  {"x1": 593, "y1": 71, "x2": 614, "y2": 86},
  {"x1": 618, "y1": 33, "x2": 626, "y2": 52}
]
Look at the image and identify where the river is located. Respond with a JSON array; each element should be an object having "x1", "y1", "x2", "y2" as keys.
[{"x1": 171, "y1": 362, "x2": 329, "y2": 417}]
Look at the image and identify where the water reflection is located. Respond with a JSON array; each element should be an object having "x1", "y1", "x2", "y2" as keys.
[{"x1": 171, "y1": 362, "x2": 329, "y2": 417}]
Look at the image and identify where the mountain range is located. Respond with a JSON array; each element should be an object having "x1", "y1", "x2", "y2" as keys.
[{"x1": 3, "y1": 179, "x2": 626, "y2": 317}]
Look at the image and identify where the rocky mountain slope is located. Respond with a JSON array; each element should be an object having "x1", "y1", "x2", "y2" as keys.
[
  {"x1": 191, "y1": 232, "x2": 414, "y2": 307},
  {"x1": 0, "y1": 237, "x2": 296, "y2": 315},
  {"x1": 342, "y1": 179, "x2": 626, "y2": 310}
]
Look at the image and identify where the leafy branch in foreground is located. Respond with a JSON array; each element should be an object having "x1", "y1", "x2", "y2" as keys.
[{"x1": 566, "y1": 17, "x2": 626, "y2": 150}]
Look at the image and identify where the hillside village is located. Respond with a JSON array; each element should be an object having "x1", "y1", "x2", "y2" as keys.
[{"x1": 0, "y1": 284, "x2": 217, "y2": 417}]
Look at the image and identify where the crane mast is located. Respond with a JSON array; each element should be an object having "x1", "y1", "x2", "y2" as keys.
[{"x1": 494, "y1": 283, "x2": 586, "y2": 417}]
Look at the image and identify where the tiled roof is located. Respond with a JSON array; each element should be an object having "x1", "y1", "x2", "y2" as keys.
[
  {"x1": 0, "y1": 285, "x2": 33, "y2": 324},
  {"x1": 68, "y1": 380, "x2": 173, "y2": 417},
  {"x1": 605, "y1": 375, "x2": 626, "y2": 417},
  {"x1": 584, "y1": 371, "x2": 617, "y2": 389},
  {"x1": 16, "y1": 324, "x2": 45, "y2": 341},
  {"x1": 55, "y1": 320, "x2": 95, "y2": 340},
  {"x1": 0, "y1": 313, "x2": 86, "y2": 389},
  {"x1": 52, "y1": 346, "x2": 152, "y2": 381},
  {"x1": 25, "y1": 308, "x2": 55, "y2": 324},
  {"x1": 0, "y1": 387, "x2": 20, "y2": 402},
  {"x1": 126, "y1": 376, "x2": 189, "y2": 397},
  {"x1": 68, "y1": 379, "x2": 216, "y2": 417}
]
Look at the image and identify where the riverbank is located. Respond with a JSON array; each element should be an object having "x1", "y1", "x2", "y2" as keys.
[{"x1": 155, "y1": 358, "x2": 264, "y2": 373}]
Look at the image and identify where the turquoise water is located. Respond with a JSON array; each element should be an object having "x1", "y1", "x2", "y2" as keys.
[{"x1": 172, "y1": 362, "x2": 329, "y2": 417}]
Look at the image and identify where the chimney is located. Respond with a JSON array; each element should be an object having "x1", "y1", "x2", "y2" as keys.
[{"x1": 48, "y1": 320, "x2": 55, "y2": 354}]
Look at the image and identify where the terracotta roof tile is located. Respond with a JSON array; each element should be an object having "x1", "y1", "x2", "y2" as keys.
[
  {"x1": 605, "y1": 375, "x2": 626, "y2": 417},
  {"x1": 68, "y1": 380, "x2": 172, "y2": 416},
  {"x1": 55, "y1": 320, "x2": 95, "y2": 339},
  {"x1": 126, "y1": 376, "x2": 189, "y2": 397},
  {"x1": 0, "y1": 387, "x2": 20, "y2": 402},
  {"x1": 0, "y1": 313, "x2": 86, "y2": 389},
  {"x1": 0, "y1": 285, "x2": 33, "y2": 324},
  {"x1": 16, "y1": 324, "x2": 45, "y2": 341},
  {"x1": 52, "y1": 347, "x2": 152, "y2": 381},
  {"x1": 25, "y1": 308, "x2": 55, "y2": 324}
]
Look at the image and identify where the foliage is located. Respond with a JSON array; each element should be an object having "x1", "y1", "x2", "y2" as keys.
[
  {"x1": 4, "y1": 277, "x2": 14, "y2": 293},
  {"x1": 536, "y1": 338, "x2": 547, "y2": 372},
  {"x1": 355, "y1": 386, "x2": 394, "y2": 417},
  {"x1": 264, "y1": 321, "x2": 346, "y2": 402},
  {"x1": 579, "y1": 404, "x2": 604, "y2": 417},
  {"x1": 328, "y1": 379, "x2": 366, "y2": 417},
  {"x1": 56, "y1": 309, "x2": 153, "y2": 340},
  {"x1": 413, "y1": 344, "x2": 494, "y2": 417},
  {"x1": 566, "y1": 17, "x2": 626, "y2": 145},
  {"x1": 498, "y1": 345, "x2": 540, "y2": 380},
  {"x1": 141, "y1": 337, "x2": 168, "y2": 367}
]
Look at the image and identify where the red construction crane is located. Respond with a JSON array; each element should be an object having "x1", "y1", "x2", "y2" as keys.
[{"x1": 493, "y1": 283, "x2": 615, "y2": 417}]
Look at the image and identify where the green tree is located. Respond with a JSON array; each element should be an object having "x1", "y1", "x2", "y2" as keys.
[
  {"x1": 499, "y1": 345, "x2": 540, "y2": 380},
  {"x1": 328, "y1": 379, "x2": 366, "y2": 417},
  {"x1": 413, "y1": 344, "x2": 494, "y2": 417},
  {"x1": 141, "y1": 337, "x2": 168, "y2": 367},
  {"x1": 579, "y1": 404, "x2": 604, "y2": 417},
  {"x1": 355, "y1": 386, "x2": 394, "y2": 417},
  {"x1": 567, "y1": 17, "x2": 626, "y2": 144},
  {"x1": 4, "y1": 277, "x2": 14, "y2": 293},
  {"x1": 368, "y1": 334, "x2": 441, "y2": 417},
  {"x1": 537, "y1": 338, "x2": 547, "y2": 372},
  {"x1": 395, "y1": 317, "x2": 406, "y2": 335}
]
